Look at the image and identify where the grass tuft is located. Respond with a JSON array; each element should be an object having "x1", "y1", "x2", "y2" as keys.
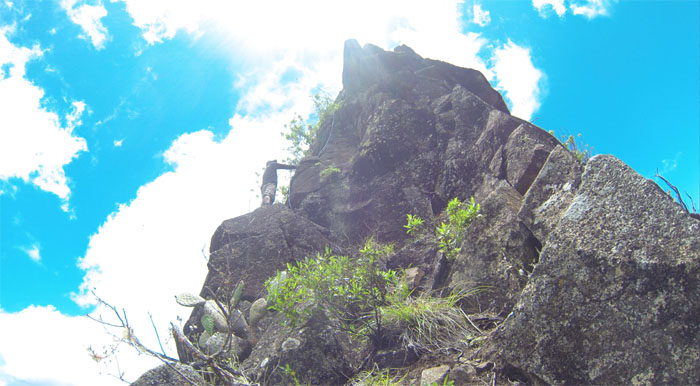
[{"x1": 380, "y1": 287, "x2": 484, "y2": 353}]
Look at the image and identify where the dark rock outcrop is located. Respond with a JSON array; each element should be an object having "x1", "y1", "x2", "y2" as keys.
[
  {"x1": 131, "y1": 363, "x2": 207, "y2": 386},
  {"x1": 202, "y1": 204, "x2": 340, "y2": 302},
  {"x1": 241, "y1": 312, "x2": 364, "y2": 385},
  {"x1": 291, "y1": 40, "x2": 559, "y2": 316},
  {"x1": 488, "y1": 155, "x2": 700, "y2": 385},
  {"x1": 136, "y1": 41, "x2": 700, "y2": 386},
  {"x1": 177, "y1": 204, "x2": 341, "y2": 364}
]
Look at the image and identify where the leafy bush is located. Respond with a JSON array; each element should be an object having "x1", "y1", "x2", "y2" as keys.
[
  {"x1": 549, "y1": 130, "x2": 593, "y2": 162},
  {"x1": 406, "y1": 197, "x2": 480, "y2": 260},
  {"x1": 265, "y1": 239, "x2": 396, "y2": 345},
  {"x1": 320, "y1": 165, "x2": 341, "y2": 181},
  {"x1": 438, "y1": 197, "x2": 480, "y2": 259},
  {"x1": 283, "y1": 92, "x2": 341, "y2": 164},
  {"x1": 403, "y1": 214, "x2": 424, "y2": 236}
]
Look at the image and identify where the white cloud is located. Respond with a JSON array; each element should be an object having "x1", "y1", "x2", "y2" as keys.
[
  {"x1": 472, "y1": 3, "x2": 491, "y2": 26},
  {"x1": 532, "y1": 0, "x2": 616, "y2": 19},
  {"x1": 532, "y1": 0, "x2": 567, "y2": 17},
  {"x1": 0, "y1": 29, "x2": 87, "y2": 207},
  {"x1": 23, "y1": 244, "x2": 40, "y2": 262},
  {"x1": 68, "y1": 114, "x2": 297, "y2": 384},
  {"x1": 570, "y1": 0, "x2": 616, "y2": 19},
  {"x1": 61, "y1": 0, "x2": 109, "y2": 49},
  {"x1": 491, "y1": 40, "x2": 543, "y2": 121},
  {"x1": 0, "y1": 305, "x2": 158, "y2": 386}
]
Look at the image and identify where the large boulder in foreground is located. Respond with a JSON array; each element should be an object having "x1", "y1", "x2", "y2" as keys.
[
  {"x1": 488, "y1": 155, "x2": 700, "y2": 384},
  {"x1": 242, "y1": 312, "x2": 364, "y2": 385},
  {"x1": 202, "y1": 204, "x2": 339, "y2": 302},
  {"x1": 131, "y1": 363, "x2": 207, "y2": 386},
  {"x1": 177, "y1": 204, "x2": 340, "y2": 362}
]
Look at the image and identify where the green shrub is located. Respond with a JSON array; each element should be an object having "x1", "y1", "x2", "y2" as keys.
[
  {"x1": 265, "y1": 239, "x2": 396, "y2": 345},
  {"x1": 320, "y1": 165, "x2": 341, "y2": 181},
  {"x1": 283, "y1": 92, "x2": 341, "y2": 164},
  {"x1": 549, "y1": 130, "x2": 593, "y2": 162},
  {"x1": 403, "y1": 214, "x2": 424, "y2": 236},
  {"x1": 406, "y1": 197, "x2": 480, "y2": 259},
  {"x1": 438, "y1": 197, "x2": 480, "y2": 260}
]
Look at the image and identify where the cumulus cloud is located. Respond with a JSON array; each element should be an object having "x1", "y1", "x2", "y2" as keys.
[
  {"x1": 532, "y1": 0, "x2": 616, "y2": 19},
  {"x1": 570, "y1": 0, "x2": 617, "y2": 19},
  {"x1": 0, "y1": 305, "x2": 158, "y2": 386},
  {"x1": 491, "y1": 40, "x2": 543, "y2": 121},
  {"x1": 61, "y1": 0, "x2": 109, "y2": 49},
  {"x1": 532, "y1": 0, "x2": 567, "y2": 17},
  {"x1": 0, "y1": 29, "x2": 87, "y2": 207},
  {"x1": 22, "y1": 244, "x2": 40, "y2": 262},
  {"x1": 471, "y1": 3, "x2": 491, "y2": 26},
  {"x1": 68, "y1": 110, "x2": 301, "y2": 384}
]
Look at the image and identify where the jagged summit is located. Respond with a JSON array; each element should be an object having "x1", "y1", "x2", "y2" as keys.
[
  {"x1": 133, "y1": 42, "x2": 700, "y2": 386},
  {"x1": 341, "y1": 39, "x2": 509, "y2": 113}
]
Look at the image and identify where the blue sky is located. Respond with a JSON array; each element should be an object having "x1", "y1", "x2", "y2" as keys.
[{"x1": 0, "y1": 1, "x2": 697, "y2": 385}]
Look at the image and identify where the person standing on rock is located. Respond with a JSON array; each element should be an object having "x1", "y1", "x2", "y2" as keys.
[{"x1": 261, "y1": 160, "x2": 296, "y2": 206}]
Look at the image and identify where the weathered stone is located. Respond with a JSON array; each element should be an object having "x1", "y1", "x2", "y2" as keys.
[
  {"x1": 489, "y1": 155, "x2": 700, "y2": 384},
  {"x1": 448, "y1": 364, "x2": 478, "y2": 384},
  {"x1": 372, "y1": 347, "x2": 419, "y2": 369},
  {"x1": 342, "y1": 39, "x2": 509, "y2": 113},
  {"x1": 241, "y1": 312, "x2": 365, "y2": 386},
  {"x1": 178, "y1": 204, "x2": 339, "y2": 362},
  {"x1": 420, "y1": 364, "x2": 450, "y2": 386},
  {"x1": 404, "y1": 267, "x2": 425, "y2": 289},
  {"x1": 446, "y1": 178, "x2": 540, "y2": 315},
  {"x1": 288, "y1": 156, "x2": 322, "y2": 210},
  {"x1": 502, "y1": 124, "x2": 560, "y2": 195},
  {"x1": 518, "y1": 144, "x2": 584, "y2": 241},
  {"x1": 131, "y1": 363, "x2": 207, "y2": 386},
  {"x1": 294, "y1": 43, "x2": 555, "y2": 247},
  {"x1": 204, "y1": 332, "x2": 250, "y2": 359}
]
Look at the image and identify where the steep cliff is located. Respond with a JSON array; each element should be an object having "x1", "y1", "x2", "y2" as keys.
[{"x1": 134, "y1": 41, "x2": 700, "y2": 386}]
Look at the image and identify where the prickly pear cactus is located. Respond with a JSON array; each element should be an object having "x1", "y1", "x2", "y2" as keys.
[
  {"x1": 231, "y1": 280, "x2": 244, "y2": 309},
  {"x1": 203, "y1": 300, "x2": 228, "y2": 332},
  {"x1": 175, "y1": 293, "x2": 205, "y2": 307},
  {"x1": 249, "y1": 298, "x2": 268, "y2": 328}
]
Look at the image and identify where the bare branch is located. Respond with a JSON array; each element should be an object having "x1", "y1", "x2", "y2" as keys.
[
  {"x1": 149, "y1": 312, "x2": 168, "y2": 357},
  {"x1": 84, "y1": 313, "x2": 123, "y2": 329},
  {"x1": 162, "y1": 362, "x2": 199, "y2": 386},
  {"x1": 656, "y1": 170, "x2": 690, "y2": 212},
  {"x1": 686, "y1": 192, "x2": 698, "y2": 213}
]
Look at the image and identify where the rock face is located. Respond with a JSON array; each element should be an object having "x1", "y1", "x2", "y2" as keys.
[
  {"x1": 132, "y1": 363, "x2": 207, "y2": 386},
  {"x1": 488, "y1": 155, "x2": 700, "y2": 385},
  {"x1": 290, "y1": 40, "x2": 557, "y2": 316},
  {"x1": 241, "y1": 312, "x2": 363, "y2": 386},
  {"x1": 142, "y1": 41, "x2": 700, "y2": 386}
]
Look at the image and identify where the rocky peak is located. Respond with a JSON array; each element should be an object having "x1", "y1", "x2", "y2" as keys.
[
  {"x1": 341, "y1": 39, "x2": 509, "y2": 113},
  {"x1": 135, "y1": 41, "x2": 700, "y2": 386}
]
